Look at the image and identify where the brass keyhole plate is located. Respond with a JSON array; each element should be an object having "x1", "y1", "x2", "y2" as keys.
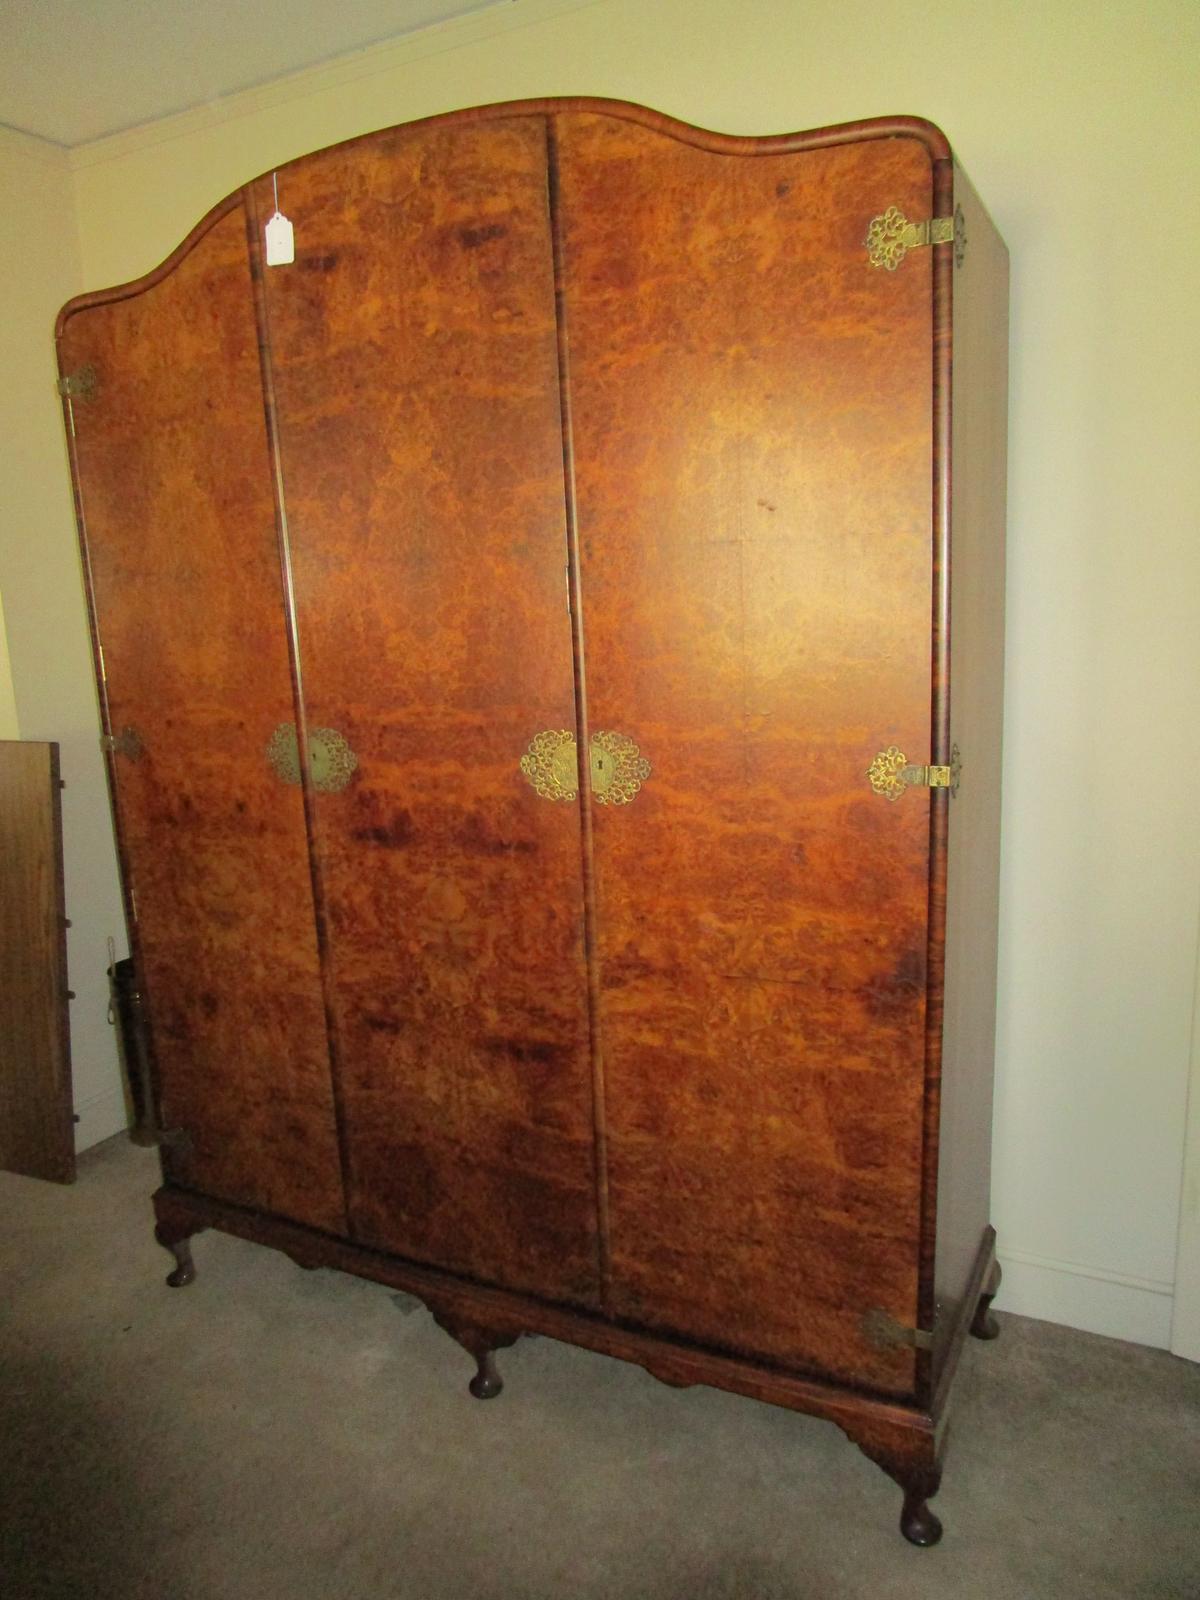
[
  {"x1": 520, "y1": 729, "x2": 651, "y2": 805},
  {"x1": 267, "y1": 722, "x2": 358, "y2": 793}
]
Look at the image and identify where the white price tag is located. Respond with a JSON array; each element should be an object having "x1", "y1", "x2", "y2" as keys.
[{"x1": 264, "y1": 209, "x2": 294, "y2": 266}]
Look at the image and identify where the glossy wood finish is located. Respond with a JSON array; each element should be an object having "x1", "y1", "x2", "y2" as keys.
[
  {"x1": 251, "y1": 118, "x2": 598, "y2": 1305},
  {"x1": 58, "y1": 100, "x2": 1005, "y2": 1544},
  {"x1": 58, "y1": 209, "x2": 345, "y2": 1233},
  {"x1": 555, "y1": 114, "x2": 936, "y2": 1395},
  {"x1": 0, "y1": 741, "x2": 74, "y2": 1183},
  {"x1": 931, "y1": 162, "x2": 1009, "y2": 1381}
]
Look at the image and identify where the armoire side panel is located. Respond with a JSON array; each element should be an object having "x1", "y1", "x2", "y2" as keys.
[
  {"x1": 555, "y1": 115, "x2": 937, "y2": 1395},
  {"x1": 58, "y1": 209, "x2": 346, "y2": 1234},
  {"x1": 252, "y1": 119, "x2": 600, "y2": 1306},
  {"x1": 934, "y1": 162, "x2": 1009, "y2": 1359}
]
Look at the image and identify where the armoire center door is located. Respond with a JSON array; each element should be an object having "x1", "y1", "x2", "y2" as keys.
[
  {"x1": 252, "y1": 118, "x2": 601, "y2": 1308},
  {"x1": 554, "y1": 115, "x2": 936, "y2": 1396}
]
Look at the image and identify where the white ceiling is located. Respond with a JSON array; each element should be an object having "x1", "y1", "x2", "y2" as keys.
[{"x1": 0, "y1": 0, "x2": 502, "y2": 147}]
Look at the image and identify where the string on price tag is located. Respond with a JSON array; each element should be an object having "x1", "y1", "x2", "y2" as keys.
[{"x1": 264, "y1": 171, "x2": 294, "y2": 266}]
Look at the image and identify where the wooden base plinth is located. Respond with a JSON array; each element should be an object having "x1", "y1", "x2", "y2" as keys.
[{"x1": 152, "y1": 1186, "x2": 999, "y2": 1543}]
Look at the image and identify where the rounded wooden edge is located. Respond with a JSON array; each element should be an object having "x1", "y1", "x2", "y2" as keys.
[
  {"x1": 54, "y1": 98, "x2": 951, "y2": 334},
  {"x1": 55, "y1": 188, "x2": 246, "y2": 338},
  {"x1": 914, "y1": 146, "x2": 958, "y2": 1357}
]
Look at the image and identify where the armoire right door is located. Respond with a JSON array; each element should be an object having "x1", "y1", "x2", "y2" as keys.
[{"x1": 554, "y1": 113, "x2": 936, "y2": 1396}]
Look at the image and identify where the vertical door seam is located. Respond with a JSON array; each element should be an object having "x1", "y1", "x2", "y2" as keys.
[
  {"x1": 242, "y1": 185, "x2": 357, "y2": 1238},
  {"x1": 544, "y1": 113, "x2": 613, "y2": 1313}
]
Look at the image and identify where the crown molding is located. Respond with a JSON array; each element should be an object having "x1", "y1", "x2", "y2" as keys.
[
  {"x1": 0, "y1": 122, "x2": 71, "y2": 167},
  {"x1": 68, "y1": 0, "x2": 602, "y2": 171}
]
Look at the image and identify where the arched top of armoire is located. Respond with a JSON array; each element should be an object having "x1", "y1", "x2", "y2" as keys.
[{"x1": 55, "y1": 98, "x2": 953, "y2": 335}]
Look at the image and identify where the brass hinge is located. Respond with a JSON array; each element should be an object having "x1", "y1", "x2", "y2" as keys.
[
  {"x1": 151, "y1": 1124, "x2": 191, "y2": 1150},
  {"x1": 916, "y1": 763, "x2": 956, "y2": 789},
  {"x1": 57, "y1": 364, "x2": 99, "y2": 402},
  {"x1": 102, "y1": 727, "x2": 144, "y2": 761},
  {"x1": 865, "y1": 207, "x2": 954, "y2": 271},
  {"x1": 868, "y1": 744, "x2": 961, "y2": 802},
  {"x1": 862, "y1": 1306, "x2": 935, "y2": 1353}
]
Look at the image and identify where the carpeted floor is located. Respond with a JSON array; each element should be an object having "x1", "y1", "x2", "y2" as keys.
[{"x1": 1, "y1": 1135, "x2": 1197, "y2": 1599}]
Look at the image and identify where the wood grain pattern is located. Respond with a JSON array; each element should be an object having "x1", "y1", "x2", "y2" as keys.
[
  {"x1": 55, "y1": 99, "x2": 1005, "y2": 1539},
  {"x1": 931, "y1": 161, "x2": 1009, "y2": 1379},
  {"x1": 55, "y1": 109, "x2": 952, "y2": 346},
  {"x1": 554, "y1": 114, "x2": 937, "y2": 1395},
  {"x1": 0, "y1": 742, "x2": 74, "y2": 1183},
  {"x1": 58, "y1": 207, "x2": 345, "y2": 1233},
  {"x1": 251, "y1": 118, "x2": 598, "y2": 1306}
]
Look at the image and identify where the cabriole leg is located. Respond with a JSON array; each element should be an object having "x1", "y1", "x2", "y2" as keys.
[
  {"x1": 154, "y1": 1222, "x2": 197, "y2": 1288},
  {"x1": 970, "y1": 1256, "x2": 1002, "y2": 1341},
  {"x1": 429, "y1": 1306, "x2": 520, "y2": 1401},
  {"x1": 843, "y1": 1421, "x2": 944, "y2": 1547}
]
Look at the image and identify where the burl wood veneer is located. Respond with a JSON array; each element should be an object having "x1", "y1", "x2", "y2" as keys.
[{"x1": 56, "y1": 99, "x2": 1008, "y2": 1547}]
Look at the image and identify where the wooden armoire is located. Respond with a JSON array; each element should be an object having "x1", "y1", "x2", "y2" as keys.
[{"x1": 57, "y1": 100, "x2": 1007, "y2": 1545}]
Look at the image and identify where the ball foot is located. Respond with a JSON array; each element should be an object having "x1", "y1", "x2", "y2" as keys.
[
  {"x1": 469, "y1": 1354, "x2": 504, "y2": 1400},
  {"x1": 900, "y1": 1496, "x2": 943, "y2": 1547}
]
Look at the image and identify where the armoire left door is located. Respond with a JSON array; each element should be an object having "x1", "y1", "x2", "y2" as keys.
[{"x1": 59, "y1": 204, "x2": 347, "y2": 1235}]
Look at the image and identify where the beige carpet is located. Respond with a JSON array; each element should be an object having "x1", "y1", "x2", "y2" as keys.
[{"x1": 2, "y1": 1135, "x2": 1197, "y2": 1599}]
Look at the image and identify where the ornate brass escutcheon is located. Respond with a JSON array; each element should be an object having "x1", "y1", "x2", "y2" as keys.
[
  {"x1": 588, "y1": 730, "x2": 651, "y2": 806},
  {"x1": 266, "y1": 722, "x2": 358, "y2": 793},
  {"x1": 519, "y1": 729, "x2": 581, "y2": 802},
  {"x1": 520, "y1": 730, "x2": 652, "y2": 805},
  {"x1": 868, "y1": 744, "x2": 962, "y2": 802}
]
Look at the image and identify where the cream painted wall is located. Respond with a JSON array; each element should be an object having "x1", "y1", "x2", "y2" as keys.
[
  {"x1": 14, "y1": 0, "x2": 1196, "y2": 1341},
  {"x1": 0, "y1": 127, "x2": 130, "y2": 1153}
]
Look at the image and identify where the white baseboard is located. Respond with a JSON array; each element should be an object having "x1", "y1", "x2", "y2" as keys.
[
  {"x1": 995, "y1": 1247, "x2": 1174, "y2": 1349},
  {"x1": 73, "y1": 1085, "x2": 130, "y2": 1153}
]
